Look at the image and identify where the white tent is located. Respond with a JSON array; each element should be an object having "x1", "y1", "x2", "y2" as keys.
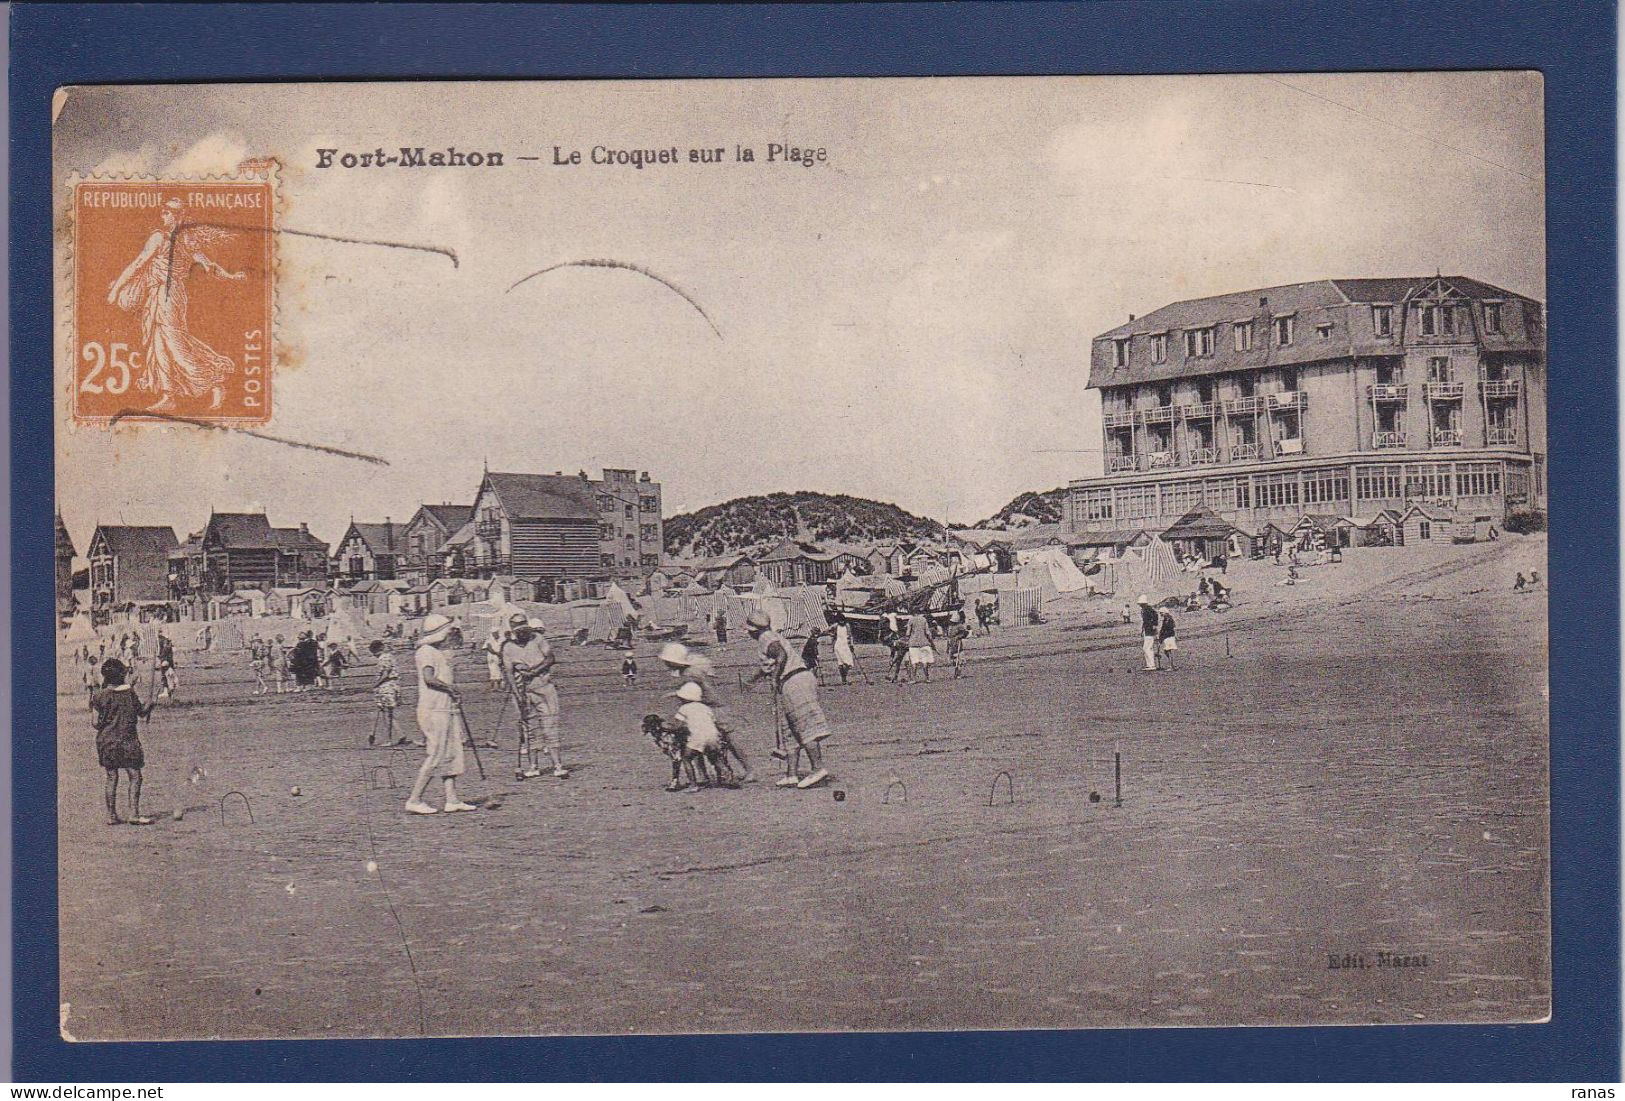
[
  {"x1": 1015, "y1": 545, "x2": 1093, "y2": 599},
  {"x1": 62, "y1": 612, "x2": 96, "y2": 643}
]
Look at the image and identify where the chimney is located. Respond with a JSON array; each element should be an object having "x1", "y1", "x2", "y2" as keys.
[{"x1": 1129, "y1": 313, "x2": 1136, "y2": 322}]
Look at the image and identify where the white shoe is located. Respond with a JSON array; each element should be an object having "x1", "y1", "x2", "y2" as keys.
[
  {"x1": 551, "y1": 768, "x2": 570, "y2": 779},
  {"x1": 797, "y1": 769, "x2": 830, "y2": 789},
  {"x1": 443, "y1": 801, "x2": 477, "y2": 813},
  {"x1": 775, "y1": 775, "x2": 801, "y2": 788},
  {"x1": 404, "y1": 801, "x2": 438, "y2": 815}
]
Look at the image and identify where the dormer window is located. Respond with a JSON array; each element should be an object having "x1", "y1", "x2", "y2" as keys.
[
  {"x1": 1316, "y1": 322, "x2": 1333, "y2": 340},
  {"x1": 1483, "y1": 302, "x2": 1502, "y2": 334},
  {"x1": 1150, "y1": 333, "x2": 1167, "y2": 364},
  {"x1": 1233, "y1": 319, "x2": 1255, "y2": 351},
  {"x1": 1273, "y1": 314, "x2": 1295, "y2": 347},
  {"x1": 1419, "y1": 303, "x2": 1438, "y2": 336},
  {"x1": 1113, "y1": 337, "x2": 1131, "y2": 369},
  {"x1": 1183, "y1": 326, "x2": 1215, "y2": 358},
  {"x1": 1372, "y1": 304, "x2": 1393, "y2": 337}
]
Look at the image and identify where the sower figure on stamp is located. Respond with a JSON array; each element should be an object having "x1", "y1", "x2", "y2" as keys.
[
  {"x1": 105, "y1": 198, "x2": 246, "y2": 412},
  {"x1": 502, "y1": 612, "x2": 570, "y2": 780}
]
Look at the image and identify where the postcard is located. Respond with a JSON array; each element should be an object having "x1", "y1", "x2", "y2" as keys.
[{"x1": 51, "y1": 74, "x2": 1548, "y2": 1040}]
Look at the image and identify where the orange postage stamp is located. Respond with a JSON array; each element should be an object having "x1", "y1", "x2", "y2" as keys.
[{"x1": 68, "y1": 170, "x2": 275, "y2": 425}]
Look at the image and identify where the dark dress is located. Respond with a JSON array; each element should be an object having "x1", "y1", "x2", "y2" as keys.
[
  {"x1": 289, "y1": 638, "x2": 321, "y2": 686},
  {"x1": 92, "y1": 686, "x2": 145, "y2": 770}
]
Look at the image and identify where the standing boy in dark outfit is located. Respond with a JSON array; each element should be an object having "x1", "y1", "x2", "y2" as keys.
[{"x1": 92, "y1": 658, "x2": 155, "y2": 825}]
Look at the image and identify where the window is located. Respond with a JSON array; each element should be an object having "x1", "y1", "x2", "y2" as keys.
[
  {"x1": 1076, "y1": 487, "x2": 1114, "y2": 523},
  {"x1": 1233, "y1": 320, "x2": 1254, "y2": 351},
  {"x1": 601, "y1": 553, "x2": 616, "y2": 568},
  {"x1": 1533, "y1": 454, "x2": 1545, "y2": 496},
  {"x1": 1206, "y1": 477, "x2": 1249, "y2": 511},
  {"x1": 1114, "y1": 485, "x2": 1156, "y2": 520},
  {"x1": 1440, "y1": 304, "x2": 1457, "y2": 336},
  {"x1": 1419, "y1": 304, "x2": 1438, "y2": 337},
  {"x1": 1150, "y1": 333, "x2": 1168, "y2": 364},
  {"x1": 1303, "y1": 470, "x2": 1350, "y2": 506},
  {"x1": 624, "y1": 533, "x2": 635, "y2": 548},
  {"x1": 642, "y1": 553, "x2": 659, "y2": 568},
  {"x1": 1455, "y1": 462, "x2": 1502, "y2": 498},
  {"x1": 1273, "y1": 315, "x2": 1295, "y2": 346},
  {"x1": 1356, "y1": 464, "x2": 1404, "y2": 502},
  {"x1": 1316, "y1": 322, "x2": 1333, "y2": 340},
  {"x1": 1155, "y1": 384, "x2": 1173, "y2": 407},
  {"x1": 640, "y1": 524, "x2": 659, "y2": 543},
  {"x1": 1279, "y1": 367, "x2": 1298, "y2": 391},
  {"x1": 599, "y1": 523, "x2": 614, "y2": 539},
  {"x1": 1113, "y1": 338, "x2": 1131, "y2": 368},
  {"x1": 640, "y1": 495, "x2": 658, "y2": 514},
  {"x1": 1183, "y1": 327, "x2": 1215, "y2": 358},
  {"x1": 1372, "y1": 305, "x2": 1393, "y2": 337},
  {"x1": 1419, "y1": 521, "x2": 1431, "y2": 541},
  {"x1": 1506, "y1": 468, "x2": 1530, "y2": 504},
  {"x1": 1404, "y1": 463, "x2": 1452, "y2": 499},
  {"x1": 1428, "y1": 356, "x2": 1452, "y2": 382},
  {"x1": 1237, "y1": 373, "x2": 1256, "y2": 398},
  {"x1": 1254, "y1": 472, "x2": 1300, "y2": 509},
  {"x1": 1483, "y1": 302, "x2": 1502, "y2": 334},
  {"x1": 1164, "y1": 480, "x2": 1203, "y2": 516},
  {"x1": 624, "y1": 504, "x2": 634, "y2": 520}
]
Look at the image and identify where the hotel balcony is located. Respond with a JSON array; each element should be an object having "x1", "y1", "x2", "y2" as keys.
[
  {"x1": 1141, "y1": 405, "x2": 1176, "y2": 425},
  {"x1": 1481, "y1": 380, "x2": 1522, "y2": 400},
  {"x1": 1180, "y1": 400, "x2": 1219, "y2": 420},
  {"x1": 1422, "y1": 381, "x2": 1466, "y2": 401},
  {"x1": 1108, "y1": 454, "x2": 1139, "y2": 473},
  {"x1": 1229, "y1": 442, "x2": 1261, "y2": 461},
  {"x1": 1431, "y1": 428, "x2": 1464, "y2": 448},
  {"x1": 1273, "y1": 437, "x2": 1304, "y2": 456},
  {"x1": 1224, "y1": 396, "x2": 1262, "y2": 416},
  {"x1": 1266, "y1": 390, "x2": 1308, "y2": 411},
  {"x1": 1146, "y1": 450, "x2": 1176, "y2": 469},
  {"x1": 1368, "y1": 384, "x2": 1410, "y2": 402},
  {"x1": 1187, "y1": 447, "x2": 1219, "y2": 466},
  {"x1": 1103, "y1": 409, "x2": 1137, "y2": 430},
  {"x1": 1372, "y1": 430, "x2": 1409, "y2": 449},
  {"x1": 1486, "y1": 426, "x2": 1519, "y2": 446}
]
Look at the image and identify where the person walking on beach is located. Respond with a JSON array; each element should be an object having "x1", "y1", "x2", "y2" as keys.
[
  {"x1": 155, "y1": 632, "x2": 178, "y2": 699},
  {"x1": 482, "y1": 629, "x2": 506, "y2": 692},
  {"x1": 832, "y1": 614, "x2": 856, "y2": 686},
  {"x1": 658, "y1": 641, "x2": 755, "y2": 782},
  {"x1": 404, "y1": 614, "x2": 476, "y2": 815},
  {"x1": 1137, "y1": 594, "x2": 1160, "y2": 672},
  {"x1": 714, "y1": 607, "x2": 728, "y2": 644},
  {"x1": 905, "y1": 611, "x2": 937, "y2": 683},
  {"x1": 1156, "y1": 605, "x2": 1179, "y2": 671},
  {"x1": 745, "y1": 610, "x2": 831, "y2": 789}
]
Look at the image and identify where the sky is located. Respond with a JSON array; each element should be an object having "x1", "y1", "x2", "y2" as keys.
[{"x1": 52, "y1": 73, "x2": 1545, "y2": 552}]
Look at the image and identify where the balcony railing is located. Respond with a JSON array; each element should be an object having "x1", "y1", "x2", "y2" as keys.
[
  {"x1": 1372, "y1": 430, "x2": 1408, "y2": 449},
  {"x1": 1229, "y1": 442, "x2": 1261, "y2": 461},
  {"x1": 1224, "y1": 396, "x2": 1262, "y2": 416},
  {"x1": 1108, "y1": 454, "x2": 1138, "y2": 473},
  {"x1": 1141, "y1": 405, "x2": 1175, "y2": 424},
  {"x1": 1103, "y1": 409, "x2": 1137, "y2": 430},
  {"x1": 1187, "y1": 447, "x2": 1219, "y2": 466},
  {"x1": 1481, "y1": 380, "x2": 1522, "y2": 400},
  {"x1": 1274, "y1": 437, "x2": 1304, "y2": 456},
  {"x1": 1181, "y1": 400, "x2": 1219, "y2": 420},
  {"x1": 1486, "y1": 427, "x2": 1519, "y2": 446},
  {"x1": 1368, "y1": 384, "x2": 1409, "y2": 402},
  {"x1": 1423, "y1": 381, "x2": 1465, "y2": 400},
  {"x1": 1431, "y1": 429, "x2": 1464, "y2": 447},
  {"x1": 1267, "y1": 390, "x2": 1308, "y2": 411},
  {"x1": 1146, "y1": 450, "x2": 1176, "y2": 469}
]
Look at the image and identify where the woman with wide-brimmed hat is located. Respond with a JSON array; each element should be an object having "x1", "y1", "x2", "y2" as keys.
[{"x1": 405, "y1": 614, "x2": 476, "y2": 815}]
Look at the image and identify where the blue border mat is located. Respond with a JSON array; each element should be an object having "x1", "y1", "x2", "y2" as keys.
[{"x1": 11, "y1": 1, "x2": 1618, "y2": 1082}]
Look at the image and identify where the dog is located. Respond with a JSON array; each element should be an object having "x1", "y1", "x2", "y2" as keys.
[{"x1": 641, "y1": 713, "x2": 738, "y2": 791}]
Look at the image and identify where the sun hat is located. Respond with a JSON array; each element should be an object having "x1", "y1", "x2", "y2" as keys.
[
  {"x1": 420, "y1": 613, "x2": 454, "y2": 644},
  {"x1": 508, "y1": 611, "x2": 528, "y2": 627},
  {"x1": 659, "y1": 642, "x2": 691, "y2": 666},
  {"x1": 745, "y1": 610, "x2": 771, "y2": 631},
  {"x1": 673, "y1": 681, "x2": 703, "y2": 702},
  {"x1": 527, "y1": 617, "x2": 546, "y2": 630},
  {"x1": 1136, "y1": 594, "x2": 1151, "y2": 605}
]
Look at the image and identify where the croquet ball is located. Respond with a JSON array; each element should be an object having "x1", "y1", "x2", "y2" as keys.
[
  {"x1": 833, "y1": 790, "x2": 846, "y2": 802},
  {"x1": 365, "y1": 860, "x2": 378, "y2": 874},
  {"x1": 1089, "y1": 791, "x2": 1101, "y2": 803},
  {"x1": 290, "y1": 786, "x2": 302, "y2": 797}
]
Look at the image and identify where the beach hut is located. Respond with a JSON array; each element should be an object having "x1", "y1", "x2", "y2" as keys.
[
  {"x1": 1347, "y1": 510, "x2": 1401, "y2": 548},
  {"x1": 1161, "y1": 507, "x2": 1237, "y2": 562},
  {"x1": 1291, "y1": 514, "x2": 1354, "y2": 549},
  {"x1": 1397, "y1": 504, "x2": 1455, "y2": 546}
]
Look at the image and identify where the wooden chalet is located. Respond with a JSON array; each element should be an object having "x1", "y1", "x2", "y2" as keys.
[
  {"x1": 402, "y1": 503, "x2": 474, "y2": 586},
  {"x1": 463, "y1": 471, "x2": 600, "y2": 592},
  {"x1": 332, "y1": 520, "x2": 410, "y2": 582},
  {"x1": 87, "y1": 524, "x2": 178, "y2": 623},
  {"x1": 195, "y1": 512, "x2": 328, "y2": 596}
]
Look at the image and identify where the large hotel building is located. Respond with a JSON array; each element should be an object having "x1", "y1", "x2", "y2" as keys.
[{"x1": 1067, "y1": 276, "x2": 1546, "y2": 535}]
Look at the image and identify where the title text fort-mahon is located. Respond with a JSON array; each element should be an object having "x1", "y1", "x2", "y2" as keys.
[{"x1": 315, "y1": 147, "x2": 504, "y2": 168}]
